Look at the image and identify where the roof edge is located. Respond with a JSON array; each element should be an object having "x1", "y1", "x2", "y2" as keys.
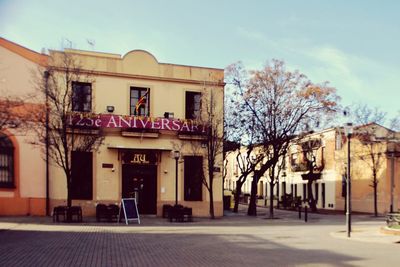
[{"x1": 0, "y1": 37, "x2": 48, "y2": 66}]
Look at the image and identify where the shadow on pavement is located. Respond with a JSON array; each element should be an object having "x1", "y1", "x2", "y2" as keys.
[{"x1": 0, "y1": 229, "x2": 360, "y2": 267}]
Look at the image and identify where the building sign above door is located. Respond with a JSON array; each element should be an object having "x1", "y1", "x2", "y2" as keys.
[
  {"x1": 67, "y1": 113, "x2": 206, "y2": 133},
  {"x1": 122, "y1": 151, "x2": 157, "y2": 165}
]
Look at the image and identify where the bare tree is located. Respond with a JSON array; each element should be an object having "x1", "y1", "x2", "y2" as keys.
[
  {"x1": 226, "y1": 59, "x2": 339, "y2": 217},
  {"x1": 225, "y1": 83, "x2": 264, "y2": 213},
  {"x1": 298, "y1": 138, "x2": 325, "y2": 212},
  {"x1": 358, "y1": 134, "x2": 384, "y2": 217},
  {"x1": 0, "y1": 78, "x2": 36, "y2": 130},
  {"x1": 184, "y1": 87, "x2": 224, "y2": 219},
  {"x1": 200, "y1": 89, "x2": 224, "y2": 219},
  {"x1": 264, "y1": 148, "x2": 287, "y2": 218},
  {"x1": 350, "y1": 104, "x2": 389, "y2": 216},
  {"x1": 232, "y1": 145, "x2": 264, "y2": 213},
  {"x1": 34, "y1": 51, "x2": 103, "y2": 216},
  {"x1": 352, "y1": 104, "x2": 386, "y2": 126},
  {"x1": 0, "y1": 96, "x2": 24, "y2": 130},
  {"x1": 222, "y1": 98, "x2": 240, "y2": 192},
  {"x1": 0, "y1": 63, "x2": 21, "y2": 130},
  {"x1": 389, "y1": 111, "x2": 400, "y2": 132}
]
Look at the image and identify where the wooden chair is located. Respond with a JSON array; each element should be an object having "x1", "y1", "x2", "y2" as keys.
[
  {"x1": 107, "y1": 204, "x2": 119, "y2": 222},
  {"x1": 96, "y1": 204, "x2": 108, "y2": 222},
  {"x1": 69, "y1": 206, "x2": 83, "y2": 222},
  {"x1": 162, "y1": 204, "x2": 173, "y2": 218},
  {"x1": 53, "y1": 206, "x2": 68, "y2": 222}
]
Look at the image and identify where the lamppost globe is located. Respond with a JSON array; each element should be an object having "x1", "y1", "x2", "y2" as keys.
[
  {"x1": 173, "y1": 150, "x2": 180, "y2": 160},
  {"x1": 344, "y1": 122, "x2": 353, "y2": 136}
]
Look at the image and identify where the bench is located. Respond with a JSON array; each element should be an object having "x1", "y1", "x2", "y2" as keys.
[
  {"x1": 278, "y1": 195, "x2": 302, "y2": 210},
  {"x1": 168, "y1": 205, "x2": 193, "y2": 222},
  {"x1": 386, "y1": 213, "x2": 400, "y2": 227},
  {"x1": 96, "y1": 204, "x2": 120, "y2": 222},
  {"x1": 292, "y1": 197, "x2": 302, "y2": 209},
  {"x1": 53, "y1": 206, "x2": 82, "y2": 222}
]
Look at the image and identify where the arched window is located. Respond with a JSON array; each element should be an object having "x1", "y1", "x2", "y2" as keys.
[{"x1": 0, "y1": 133, "x2": 14, "y2": 188}]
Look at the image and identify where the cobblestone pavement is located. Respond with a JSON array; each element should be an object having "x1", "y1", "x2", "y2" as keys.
[{"x1": 0, "y1": 206, "x2": 399, "y2": 267}]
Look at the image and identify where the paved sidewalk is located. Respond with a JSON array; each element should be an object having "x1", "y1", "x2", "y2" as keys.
[
  {"x1": 0, "y1": 206, "x2": 399, "y2": 267},
  {"x1": 331, "y1": 225, "x2": 400, "y2": 244},
  {"x1": 233, "y1": 205, "x2": 400, "y2": 244}
]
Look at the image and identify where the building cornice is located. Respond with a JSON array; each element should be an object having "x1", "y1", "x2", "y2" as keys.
[{"x1": 52, "y1": 66, "x2": 226, "y2": 87}]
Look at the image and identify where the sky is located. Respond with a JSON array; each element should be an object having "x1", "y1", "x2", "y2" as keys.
[{"x1": 1, "y1": 0, "x2": 399, "y2": 120}]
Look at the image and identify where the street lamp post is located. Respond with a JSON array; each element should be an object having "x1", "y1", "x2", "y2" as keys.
[
  {"x1": 44, "y1": 70, "x2": 50, "y2": 217},
  {"x1": 344, "y1": 122, "x2": 353, "y2": 238},
  {"x1": 387, "y1": 148, "x2": 396, "y2": 213},
  {"x1": 173, "y1": 150, "x2": 181, "y2": 206}
]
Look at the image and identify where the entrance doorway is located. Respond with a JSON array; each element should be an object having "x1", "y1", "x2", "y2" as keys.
[{"x1": 122, "y1": 164, "x2": 157, "y2": 214}]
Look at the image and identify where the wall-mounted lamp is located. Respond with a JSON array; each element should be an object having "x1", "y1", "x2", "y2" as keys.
[
  {"x1": 164, "y1": 112, "x2": 174, "y2": 119},
  {"x1": 107, "y1": 106, "x2": 115, "y2": 113}
]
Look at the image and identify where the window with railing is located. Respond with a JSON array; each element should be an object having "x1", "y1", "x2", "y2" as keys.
[
  {"x1": 0, "y1": 133, "x2": 14, "y2": 188},
  {"x1": 72, "y1": 82, "x2": 92, "y2": 112}
]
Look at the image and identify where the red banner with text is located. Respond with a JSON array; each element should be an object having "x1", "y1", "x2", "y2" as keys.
[{"x1": 67, "y1": 114, "x2": 206, "y2": 134}]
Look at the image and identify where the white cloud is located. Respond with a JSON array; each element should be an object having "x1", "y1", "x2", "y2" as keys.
[
  {"x1": 303, "y1": 45, "x2": 400, "y2": 116},
  {"x1": 235, "y1": 27, "x2": 400, "y2": 117}
]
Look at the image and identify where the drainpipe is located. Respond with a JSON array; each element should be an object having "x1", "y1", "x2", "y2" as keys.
[
  {"x1": 44, "y1": 70, "x2": 50, "y2": 216},
  {"x1": 386, "y1": 141, "x2": 397, "y2": 213},
  {"x1": 390, "y1": 151, "x2": 395, "y2": 213}
]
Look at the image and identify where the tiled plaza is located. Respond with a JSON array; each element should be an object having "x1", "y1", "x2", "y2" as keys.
[{"x1": 0, "y1": 207, "x2": 399, "y2": 267}]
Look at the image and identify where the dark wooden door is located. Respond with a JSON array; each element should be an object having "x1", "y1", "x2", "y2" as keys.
[{"x1": 122, "y1": 164, "x2": 157, "y2": 214}]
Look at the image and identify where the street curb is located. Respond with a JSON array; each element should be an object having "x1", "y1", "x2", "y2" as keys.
[{"x1": 380, "y1": 226, "x2": 400, "y2": 236}]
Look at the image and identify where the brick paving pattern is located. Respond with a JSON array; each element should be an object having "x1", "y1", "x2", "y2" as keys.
[{"x1": 0, "y1": 206, "x2": 399, "y2": 267}]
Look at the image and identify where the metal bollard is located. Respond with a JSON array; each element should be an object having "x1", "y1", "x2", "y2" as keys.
[
  {"x1": 298, "y1": 206, "x2": 301, "y2": 219},
  {"x1": 305, "y1": 206, "x2": 308, "y2": 222}
]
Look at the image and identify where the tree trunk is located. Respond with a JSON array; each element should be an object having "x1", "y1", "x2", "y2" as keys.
[
  {"x1": 307, "y1": 180, "x2": 317, "y2": 212},
  {"x1": 373, "y1": 180, "x2": 378, "y2": 217},
  {"x1": 66, "y1": 175, "x2": 72, "y2": 222},
  {"x1": 269, "y1": 182, "x2": 274, "y2": 218},
  {"x1": 67, "y1": 175, "x2": 72, "y2": 208},
  {"x1": 247, "y1": 176, "x2": 258, "y2": 216},
  {"x1": 233, "y1": 180, "x2": 243, "y2": 213},
  {"x1": 276, "y1": 179, "x2": 280, "y2": 209},
  {"x1": 209, "y1": 173, "x2": 215, "y2": 219},
  {"x1": 209, "y1": 187, "x2": 215, "y2": 219}
]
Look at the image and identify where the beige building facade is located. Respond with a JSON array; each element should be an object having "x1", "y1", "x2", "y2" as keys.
[
  {"x1": 225, "y1": 124, "x2": 400, "y2": 214},
  {"x1": 0, "y1": 37, "x2": 225, "y2": 217},
  {"x1": 0, "y1": 37, "x2": 47, "y2": 215},
  {"x1": 48, "y1": 47, "x2": 225, "y2": 217}
]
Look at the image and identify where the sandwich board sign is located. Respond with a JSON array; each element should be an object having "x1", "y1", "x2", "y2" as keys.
[{"x1": 119, "y1": 198, "x2": 140, "y2": 225}]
